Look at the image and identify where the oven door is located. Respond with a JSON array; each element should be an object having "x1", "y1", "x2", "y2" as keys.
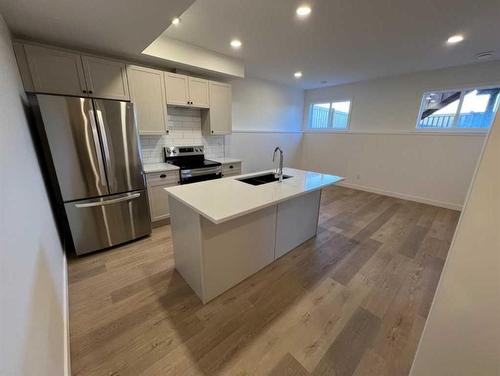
[{"x1": 180, "y1": 166, "x2": 222, "y2": 184}]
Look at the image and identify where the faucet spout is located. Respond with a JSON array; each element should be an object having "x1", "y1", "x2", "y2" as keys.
[{"x1": 272, "y1": 146, "x2": 284, "y2": 182}]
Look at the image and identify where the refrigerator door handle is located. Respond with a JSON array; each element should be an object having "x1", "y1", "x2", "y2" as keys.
[
  {"x1": 74, "y1": 192, "x2": 141, "y2": 208},
  {"x1": 88, "y1": 110, "x2": 107, "y2": 184},
  {"x1": 95, "y1": 109, "x2": 114, "y2": 179}
]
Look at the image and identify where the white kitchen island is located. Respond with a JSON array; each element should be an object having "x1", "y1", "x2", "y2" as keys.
[{"x1": 165, "y1": 168, "x2": 343, "y2": 303}]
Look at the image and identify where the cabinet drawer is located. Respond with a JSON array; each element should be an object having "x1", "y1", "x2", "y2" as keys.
[
  {"x1": 146, "y1": 171, "x2": 179, "y2": 186},
  {"x1": 222, "y1": 163, "x2": 241, "y2": 176}
]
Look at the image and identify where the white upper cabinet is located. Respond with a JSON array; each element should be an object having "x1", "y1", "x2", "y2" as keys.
[
  {"x1": 128, "y1": 65, "x2": 168, "y2": 135},
  {"x1": 165, "y1": 72, "x2": 209, "y2": 108},
  {"x1": 188, "y1": 77, "x2": 210, "y2": 108},
  {"x1": 22, "y1": 44, "x2": 130, "y2": 100},
  {"x1": 202, "y1": 81, "x2": 232, "y2": 135},
  {"x1": 82, "y1": 56, "x2": 130, "y2": 100},
  {"x1": 24, "y1": 44, "x2": 87, "y2": 96},
  {"x1": 165, "y1": 72, "x2": 189, "y2": 106}
]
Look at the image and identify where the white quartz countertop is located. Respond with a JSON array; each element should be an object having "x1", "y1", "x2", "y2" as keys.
[
  {"x1": 143, "y1": 163, "x2": 179, "y2": 173},
  {"x1": 208, "y1": 157, "x2": 242, "y2": 164},
  {"x1": 165, "y1": 168, "x2": 344, "y2": 224}
]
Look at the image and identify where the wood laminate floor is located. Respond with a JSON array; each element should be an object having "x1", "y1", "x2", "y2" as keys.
[{"x1": 68, "y1": 186, "x2": 460, "y2": 376}]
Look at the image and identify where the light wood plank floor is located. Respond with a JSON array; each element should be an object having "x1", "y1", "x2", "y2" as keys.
[{"x1": 68, "y1": 186, "x2": 460, "y2": 376}]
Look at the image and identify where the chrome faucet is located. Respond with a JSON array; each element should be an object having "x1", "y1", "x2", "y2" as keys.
[{"x1": 273, "y1": 146, "x2": 284, "y2": 182}]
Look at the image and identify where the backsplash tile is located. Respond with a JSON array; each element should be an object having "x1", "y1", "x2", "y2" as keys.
[{"x1": 140, "y1": 107, "x2": 225, "y2": 164}]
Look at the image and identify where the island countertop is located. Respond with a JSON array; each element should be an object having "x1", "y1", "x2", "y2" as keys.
[{"x1": 165, "y1": 168, "x2": 343, "y2": 224}]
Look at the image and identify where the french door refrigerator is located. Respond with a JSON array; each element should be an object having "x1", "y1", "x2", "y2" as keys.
[{"x1": 29, "y1": 94, "x2": 151, "y2": 255}]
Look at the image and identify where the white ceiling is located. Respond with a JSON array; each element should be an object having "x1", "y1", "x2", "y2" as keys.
[
  {"x1": 0, "y1": 0, "x2": 195, "y2": 58},
  {"x1": 165, "y1": 0, "x2": 500, "y2": 89}
]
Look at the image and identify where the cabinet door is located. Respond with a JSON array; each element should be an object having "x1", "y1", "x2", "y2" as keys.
[
  {"x1": 188, "y1": 77, "x2": 210, "y2": 108},
  {"x1": 148, "y1": 183, "x2": 175, "y2": 221},
  {"x1": 24, "y1": 44, "x2": 87, "y2": 96},
  {"x1": 165, "y1": 72, "x2": 189, "y2": 106},
  {"x1": 82, "y1": 56, "x2": 130, "y2": 100},
  {"x1": 207, "y1": 81, "x2": 232, "y2": 135},
  {"x1": 128, "y1": 65, "x2": 168, "y2": 135}
]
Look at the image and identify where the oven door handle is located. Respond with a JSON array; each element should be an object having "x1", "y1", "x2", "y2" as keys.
[{"x1": 181, "y1": 166, "x2": 222, "y2": 177}]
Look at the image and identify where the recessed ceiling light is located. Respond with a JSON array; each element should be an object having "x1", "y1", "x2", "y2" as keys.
[
  {"x1": 294, "y1": 71, "x2": 303, "y2": 78},
  {"x1": 447, "y1": 34, "x2": 464, "y2": 44},
  {"x1": 230, "y1": 39, "x2": 242, "y2": 49},
  {"x1": 172, "y1": 17, "x2": 180, "y2": 26},
  {"x1": 296, "y1": 5, "x2": 311, "y2": 17}
]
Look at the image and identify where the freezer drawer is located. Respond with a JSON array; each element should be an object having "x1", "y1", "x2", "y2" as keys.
[{"x1": 65, "y1": 190, "x2": 151, "y2": 255}]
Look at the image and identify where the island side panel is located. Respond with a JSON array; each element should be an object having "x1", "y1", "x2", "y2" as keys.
[
  {"x1": 169, "y1": 196, "x2": 205, "y2": 300},
  {"x1": 275, "y1": 190, "x2": 322, "y2": 259},
  {"x1": 200, "y1": 205, "x2": 277, "y2": 303}
]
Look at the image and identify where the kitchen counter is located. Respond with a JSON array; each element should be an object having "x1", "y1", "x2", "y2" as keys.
[
  {"x1": 165, "y1": 168, "x2": 343, "y2": 224},
  {"x1": 167, "y1": 167, "x2": 343, "y2": 303},
  {"x1": 143, "y1": 163, "x2": 179, "y2": 173}
]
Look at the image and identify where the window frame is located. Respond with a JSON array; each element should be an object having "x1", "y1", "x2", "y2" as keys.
[
  {"x1": 415, "y1": 84, "x2": 500, "y2": 132},
  {"x1": 306, "y1": 98, "x2": 353, "y2": 132}
]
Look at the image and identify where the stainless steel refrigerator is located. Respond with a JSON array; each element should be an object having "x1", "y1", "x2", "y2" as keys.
[{"x1": 29, "y1": 94, "x2": 151, "y2": 255}]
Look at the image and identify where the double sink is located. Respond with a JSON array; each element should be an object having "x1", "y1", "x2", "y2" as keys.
[{"x1": 237, "y1": 173, "x2": 291, "y2": 186}]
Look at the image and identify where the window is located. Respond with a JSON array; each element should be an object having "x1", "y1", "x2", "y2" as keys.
[
  {"x1": 417, "y1": 87, "x2": 500, "y2": 130},
  {"x1": 308, "y1": 100, "x2": 351, "y2": 130}
]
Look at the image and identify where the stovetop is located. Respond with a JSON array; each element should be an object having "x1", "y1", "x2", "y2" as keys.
[
  {"x1": 167, "y1": 157, "x2": 221, "y2": 170},
  {"x1": 164, "y1": 145, "x2": 221, "y2": 170}
]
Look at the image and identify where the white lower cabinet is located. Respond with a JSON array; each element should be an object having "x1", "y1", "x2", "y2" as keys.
[{"x1": 146, "y1": 171, "x2": 179, "y2": 222}]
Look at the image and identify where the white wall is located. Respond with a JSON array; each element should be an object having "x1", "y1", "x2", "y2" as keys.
[
  {"x1": 227, "y1": 132, "x2": 303, "y2": 173},
  {"x1": 226, "y1": 77, "x2": 304, "y2": 172},
  {"x1": 230, "y1": 77, "x2": 304, "y2": 132},
  {"x1": 410, "y1": 113, "x2": 500, "y2": 375},
  {"x1": 301, "y1": 62, "x2": 500, "y2": 209},
  {"x1": 0, "y1": 14, "x2": 68, "y2": 376}
]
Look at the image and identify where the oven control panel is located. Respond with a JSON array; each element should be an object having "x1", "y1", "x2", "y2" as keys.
[{"x1": 165, "y1": 145, "x2": 204, "y2": 157}]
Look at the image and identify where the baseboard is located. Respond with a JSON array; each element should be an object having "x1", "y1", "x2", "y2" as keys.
[
  {"x1": 63, "y1": 251, "x2": 71, "y2": 376},
  {"x1": 152, "y1": 217, "x2": 170, "y2": 228},
  {"x1": 337, "y1": 181, "x2": 463, "y2": 211}
]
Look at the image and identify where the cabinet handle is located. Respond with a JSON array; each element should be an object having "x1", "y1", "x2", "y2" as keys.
[
  {"x1": 83, "y1": 90, "x2": 87, "y2": 93},
  {"x1": 229, "y1": 165, "x2": 233, "y2": 169},
  {"x1": 89, "y1": 90, "x2": 93, "y2": 94},
  {"x1": 160, "y1": 174, "x2": 167, "y2": 178}
]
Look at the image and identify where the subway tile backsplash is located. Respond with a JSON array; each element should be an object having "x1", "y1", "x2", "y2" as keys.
[{"x1": 140, "y1": 107, "x2": 225, "y2": 164}]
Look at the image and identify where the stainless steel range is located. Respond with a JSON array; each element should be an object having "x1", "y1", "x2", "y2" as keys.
[{"x1": 165, "y1": 146, "x2": 222, "y2": 184}]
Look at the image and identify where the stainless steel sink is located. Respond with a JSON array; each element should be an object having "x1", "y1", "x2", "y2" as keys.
[{"x1": 237, "y1": 173, "x2": 292, "y2": 186}]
